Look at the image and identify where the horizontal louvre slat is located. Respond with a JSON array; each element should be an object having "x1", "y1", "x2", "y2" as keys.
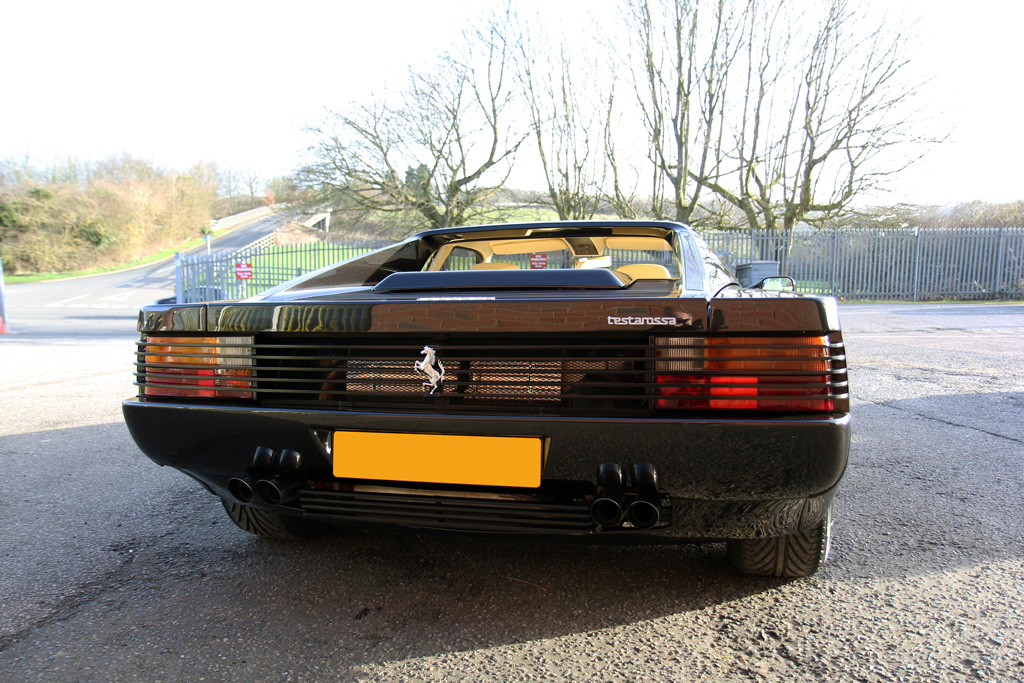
[{"x1": 299, "y1": 490, "x2": 595, "y2": 533}]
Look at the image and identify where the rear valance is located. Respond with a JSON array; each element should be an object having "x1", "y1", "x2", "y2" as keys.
[{"x1": 372, "y1": 269, "x2": 630, "y2": 292}]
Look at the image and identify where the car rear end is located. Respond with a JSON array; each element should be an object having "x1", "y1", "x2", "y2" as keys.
[
  {"x1": 124, "y1": 295, "x2": 848, "y2": 539},
  {"x1": 123, "y1": 221, "x2": 850, "y2": 576}
]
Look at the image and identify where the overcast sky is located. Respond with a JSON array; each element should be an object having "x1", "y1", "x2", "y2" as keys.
[{"x1": 2, "y1": 0, "x2": 1020, "y2": 206}]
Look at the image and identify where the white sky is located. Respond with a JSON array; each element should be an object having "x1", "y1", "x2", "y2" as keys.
[{"x1": 1, "y1": 0, "x2": 1021, "y2": 206}]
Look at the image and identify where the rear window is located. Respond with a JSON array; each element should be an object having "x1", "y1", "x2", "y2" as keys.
[
  {"x1": 439, "y1": 247, "x2": 483, "y2": 271},
  {"x1": 434, "y1": 235, "x2": 680, "y2": 278},
  {"x1": 491, "y1": 249, "x2": 574, "y2": 270}
]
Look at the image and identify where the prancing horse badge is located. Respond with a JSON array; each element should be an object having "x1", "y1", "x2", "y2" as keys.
[{"x1": 414, "y1": 346, "x2": 445, "y2": 395}]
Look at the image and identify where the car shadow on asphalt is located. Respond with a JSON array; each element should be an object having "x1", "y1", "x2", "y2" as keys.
[{"x1": 4, "y1": 389, "x2": 1022, "y2": 678}]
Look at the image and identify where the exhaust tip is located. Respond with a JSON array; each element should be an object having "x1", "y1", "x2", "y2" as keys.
[
  {"x1": 228, "y1": 477, "x2": 255, "y2": 503},
  {"x1": 252, "y1": 446, "x2": 275, "y2": 471},
  {"x1": 255, "y1": 477, "x2": 299, "y2": 506},
  {"x1": 275, "y1": 449, "x2": 303, "y2": 472},
  {"x1": 626, "y1": 500, "x2": 660, "y2": 529},
  {"x1": 632, "y1": 463, "x2": 659, "y2": 492},
  {"x1": 590, "y1": 497, "x2": 624, "y2": 527},
  {"x1": 596, "y1": 463, "x2": 624, "y2": 488}
]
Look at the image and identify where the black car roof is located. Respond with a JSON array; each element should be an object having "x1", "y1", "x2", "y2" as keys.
[{"x1": 407, "y1": 220, "x2": 693, "y2": 242}]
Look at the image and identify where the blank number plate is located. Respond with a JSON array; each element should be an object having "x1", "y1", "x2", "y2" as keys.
[{"x1": 332, "y1": 431, "x2": 542, "y2": 488}]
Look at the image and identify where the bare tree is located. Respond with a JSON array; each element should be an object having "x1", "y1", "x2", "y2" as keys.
[
  {"x1": 603, "y1": 85, "x2": 642, "y2": 218},
  {"x1": 700, "y1": 0, "x2": 924, "y2": 263},
  {"x1": 221, "y1": 168, "x2": 241, "y2": 212},
  {"x1": 244, "y1": 168, "x2": 262, "y2": 207},
  {"x1": 515, "y1": 20, "x2": 604, "y2": 220},
  {"x1": 625, "y1": 0, "x2": 746, "y2": 223},
  {"x1": 300, "y1": 10, "x2": 526, "y2": 232}
]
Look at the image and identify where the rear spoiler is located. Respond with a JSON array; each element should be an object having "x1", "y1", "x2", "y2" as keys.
[{"x1": 373, "y1": 269, "x2": 631, "y2": 292}]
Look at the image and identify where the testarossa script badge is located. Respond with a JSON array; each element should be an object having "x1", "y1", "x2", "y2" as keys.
[{"x1": 607, "y1": 316, "x2": 678, "y2": 326}]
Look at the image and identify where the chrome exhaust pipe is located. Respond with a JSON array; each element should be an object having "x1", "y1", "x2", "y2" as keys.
[
  {"x1": 590, "y1": 497, "x2": 624, "y2": 527},
  {"x1": 255, "y1": 477, "x2": 299, "y2": 505},
  {"x1": 252, "y1": 446, "x2": 276, "y2": 471},
  {"x1": 597, "y1": 462, "x2": 624, "y2": 488},
  {"x1": 625, "y1": 463, "x2": 661, "y2": 529},
  {"x1": 592, "y1": 463, "x2": 625, "y2": 527},
  {"x1": 625, "y1": 499, "x2": 660, "y2": 529},
  {"x1": 632, "y1": 463, "x2": 659, "y2": 491},
  {"x1": 275, "y1": 448, "x2": 302, "y2": 472},
  {"x1": 227, "y1": 477, "x2": 256, "y2": 503}
]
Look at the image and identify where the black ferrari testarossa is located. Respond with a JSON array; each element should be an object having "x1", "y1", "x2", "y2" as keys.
[{"x1": 124, "y1": 221, "x2": 849, "y2": 577}]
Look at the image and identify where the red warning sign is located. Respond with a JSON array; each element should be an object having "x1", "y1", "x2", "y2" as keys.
[
  {"x1": 529, "y1": 253, "x2": 548, "y2": 270},
  {"x1": 235, "y1": 263, "x2": 254, "y2": 280}
]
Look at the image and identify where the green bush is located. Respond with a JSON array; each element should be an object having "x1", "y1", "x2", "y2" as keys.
[{"x1": 0, "y1": 156, "x2": 220, "y2": 274}]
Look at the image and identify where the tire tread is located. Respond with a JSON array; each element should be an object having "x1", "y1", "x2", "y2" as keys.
[
  {"x1": 728, "y1": 506, "x2": 832, "y2": 577},
  {"x1": 221, "y1": 500, "x2": 329, "y2": 540}
]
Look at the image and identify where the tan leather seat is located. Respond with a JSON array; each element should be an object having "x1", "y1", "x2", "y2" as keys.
[
  {"x1": 471, "y1": 262, "x2": 520, "y2": 270},
  {"x1": 615, "y1": 263, "x2": 672, "y2": 280}
]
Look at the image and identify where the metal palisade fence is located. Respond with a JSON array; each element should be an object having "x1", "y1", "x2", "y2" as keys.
[
  {"x1": 174, "y1": 226, "x2": 1024, "y2": 303},
  {"x1": 704, "y1": 226, "x2": 1024, "y2": 301},
  {"x1": 174, "y1": 235, "x2": 391, "y2": 303}
]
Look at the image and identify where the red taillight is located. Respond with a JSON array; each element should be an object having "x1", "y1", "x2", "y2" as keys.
[
  {"x1": 709, "y1": 376, "x2": 759, "y2": 409},
  {"x1": 141, "y1": 336, "x2": 254, "y2": 399},
  {"x1": 655, "y1": 374, "x2": 710, "y2": 409},
  {"x1": 655, "y1": 375, "x2": 759, "y2": 409},
  {"x1": 654, "y1": 336, "x2": 838, "y2": 411}
]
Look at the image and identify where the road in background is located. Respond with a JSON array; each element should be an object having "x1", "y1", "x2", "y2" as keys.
[
  {"x1": 1, "y1": 302, "x2": 1022, "y2": 681},
  {"x1": 0, "y1": 212, "x2": 288, "y2": 343}
]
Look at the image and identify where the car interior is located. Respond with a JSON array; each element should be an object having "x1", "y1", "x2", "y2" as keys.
[{"x1": 428, "y1": 235, "x2": 681, "y2": 280}]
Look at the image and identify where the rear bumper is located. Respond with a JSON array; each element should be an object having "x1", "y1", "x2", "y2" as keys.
[{"x1": 123, "y1": 400, "x2": 849, "y2": 539}]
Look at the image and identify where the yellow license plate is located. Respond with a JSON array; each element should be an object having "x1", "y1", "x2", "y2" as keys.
[{"x1": 332, "y1": 431, "x2": 542, "y2": 488}]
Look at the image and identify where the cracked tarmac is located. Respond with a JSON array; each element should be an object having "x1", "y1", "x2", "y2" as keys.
[{"x1": 1, "y1": 302, "x2": 1023, "y2": 681}]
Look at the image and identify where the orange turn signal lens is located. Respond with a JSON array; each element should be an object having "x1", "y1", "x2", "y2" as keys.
[{"x1": 142, "y1": 336, "x2": 254, "y2": 399}]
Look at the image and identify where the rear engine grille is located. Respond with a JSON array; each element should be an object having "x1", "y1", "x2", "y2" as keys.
[
  {"x1": 299, "y1": 488, "x2": 595, "y2": 533},
  {"x1": 135, "y1": 333, "x2": 848, "y2": 415},
  {"x1": 252, "y1": 335, "x2": 649, "y2": 415}
]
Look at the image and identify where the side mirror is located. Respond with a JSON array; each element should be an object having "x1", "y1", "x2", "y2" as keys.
[{"x1": 755, "y1": 276, "x2": 795, "y2": 292}]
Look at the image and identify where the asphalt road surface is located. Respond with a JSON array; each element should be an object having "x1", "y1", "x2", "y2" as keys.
[
  {"x1": 1, "y1": 301, "x2": 1022, "y2": 681},
  {"x1": 0, "y1": 211, "x2": 288, "y2": 343}
]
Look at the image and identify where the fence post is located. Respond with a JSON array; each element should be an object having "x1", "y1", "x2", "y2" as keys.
[
  {"x1": 830, "y1": 229, "x2": 839, "y2": 298},
  {"x1": 206, "y1": 254, "x2": 216, "y2": 302},
  {"x1": 174, "y1": 252, "x2": 183, "y2": 305},
  {"x1": 912, "y1": 228, "x2": 922, "y2": 302},
  {"x1": 994, "y1": 227, "x2": 1007, "y2": 299},
  {"x1": 0, "y1": 258, "x2": 8, "y2": 334}
]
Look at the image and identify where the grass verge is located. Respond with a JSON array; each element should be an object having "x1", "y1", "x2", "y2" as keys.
[{"x1": 5, "y1": 231, "x2": 236, "y2": 284}]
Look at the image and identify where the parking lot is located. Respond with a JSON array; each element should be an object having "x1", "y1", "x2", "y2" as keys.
[{"x1": 1, "y1": 302, "x2": 1022, "y2": 681}]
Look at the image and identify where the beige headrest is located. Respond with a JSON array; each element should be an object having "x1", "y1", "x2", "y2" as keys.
[
  {"x1": 615, "y1": 263, "x2": 672, "y2": 280},
  {"x1": 471, "y1": 262, "x2": 520, "y2": 270}
]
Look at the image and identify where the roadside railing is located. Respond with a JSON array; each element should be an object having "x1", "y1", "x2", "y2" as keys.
[
  {"x1": 175, "y1": 236, "x2": 390, "y2": 303},
  {"x1": 702, "y1": 227, "x2": 1024, "y2": 301},
  {"x1": 210, "y1": 206, "x2": 275, "y2": 231},
  {"x1": 173, "y1": 225, "x2": 1024, "y2": 303}
]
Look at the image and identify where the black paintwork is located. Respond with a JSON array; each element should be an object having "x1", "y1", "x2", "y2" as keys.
[
  {"x1": 123, "y1": 400, "x2": 848, "y2": 538},
  {"x1": 373, "y1": 268, "x2": 631, "y2": 292},
  {"x1": 123, "y1": 220, "x2": 850, "y2": 540}
]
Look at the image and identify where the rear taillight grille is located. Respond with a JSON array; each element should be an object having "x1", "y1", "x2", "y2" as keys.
[
  {"x1": 653, "y1": 336, "x2": 845, "y2": 411},
  {"x1": 136, "y1": 336, "x2": 254, "y2": 399},
  {"x1": 135, "y1": 333, "x2": 848, "y2": 415}
]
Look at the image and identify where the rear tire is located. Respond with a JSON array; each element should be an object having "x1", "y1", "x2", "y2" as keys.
[
  {"x1": 728, "y1": 504, "x2": 833, "y2": 577},
  {"x1": 221, "y1": 499, "x2": 330, "y2": 540}
]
